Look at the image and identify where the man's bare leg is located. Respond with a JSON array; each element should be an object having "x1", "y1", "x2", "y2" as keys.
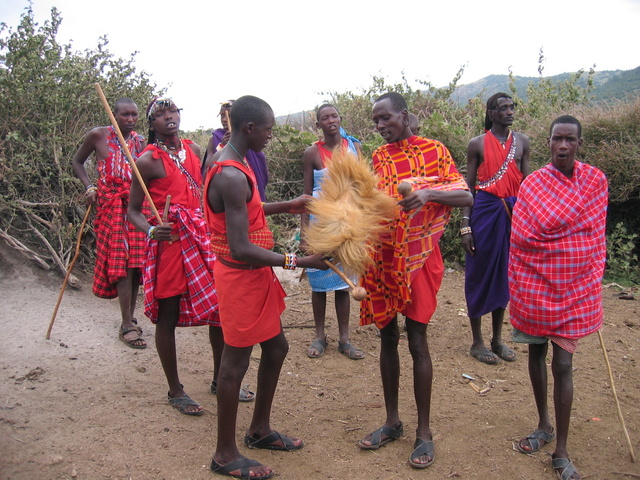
[
  {"x1": 335, "y1": 289, "x2": 364, "y2": 359},
  {"x1": 116, "y1": 269, "x2": 145, "y2": 347},
  {"x1": 156, "y1": 296, "x2": 201, "y2": 414},
  {"x1": 518, "y1": 342, "x2": 554, "y2": 452},
  {"x1": 490, "y1": 308, "x2": 516, "y2": 361},
  {"x1": 406, "y1": 318, "x2": 433, "y2": 465},
  {"x1": 359, "y1": 317, "x2": 402, "y2": 447},
  {"x1": 469, "y1": 315, "x2": 498, "y2": 364},
  {"x1": 308, "y1": 291, "x2": 327, "y2": 357}
]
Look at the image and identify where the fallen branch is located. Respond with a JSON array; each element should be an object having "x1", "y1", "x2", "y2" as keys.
[
  {"x1": 0, "y1": 228, "x2": 50, "y2": 270},
  {"x1": 28, "y1": 220, "x2": 79, "y2": 288},
  {"x1": 16, "y1": 199, "x2": 59, "y2": 207}
]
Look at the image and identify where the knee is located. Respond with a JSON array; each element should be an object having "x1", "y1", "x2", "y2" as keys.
[
  {"x1": 380, "y1": 327, "x2": 400, "y2": 349},
  {"x1": 551, "y1": 356, "x2": 573, "y2": 379}
]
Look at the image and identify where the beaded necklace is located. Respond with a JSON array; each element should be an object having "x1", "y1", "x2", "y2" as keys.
[{"x1": 228, "y1": 142, "x2": 249, "y2": 167}]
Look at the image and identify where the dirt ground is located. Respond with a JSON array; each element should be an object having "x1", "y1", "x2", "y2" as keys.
[{"x1": 1, "y1": 241, "x2": 639, "y2": 480}]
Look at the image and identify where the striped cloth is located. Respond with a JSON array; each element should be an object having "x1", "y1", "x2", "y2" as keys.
[
  {"x1": 360, "y1": 136, "x2": 469, "y2": 328},
  {"x1": 509, "y1": 161, "x2": 608, "y2": 339},
  {"x1": 143, "y1": 204, "x2": 219, "y2": 327}
]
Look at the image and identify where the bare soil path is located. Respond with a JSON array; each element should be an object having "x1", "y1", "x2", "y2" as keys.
[{"x1": 1, "y1": 242, "x2": 639, "y2": 480}]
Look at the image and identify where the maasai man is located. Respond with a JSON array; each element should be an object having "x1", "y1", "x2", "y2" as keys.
[
  {"x1": 71, "y1": 98, "x2": 148, "y2": 349},
  {"x1": 461, "y1": 92, "x2": 530, "y2": 364},
  {"x1": 203, "y1": 99, "x2": 269, "y2": 201},
  {"x1": 511, "y1": 115, "x2": 607, "y2": 480},
  {"x1": 357, "y1": 92, "x2": 472, "y2": 469},
  {"x1": 205, "y1": 95, "x2": 328, "y2": 480},
  {"x1": 128, "y1": 98, "x2": 219, "y2": 416},
  {"x1": 300, "y1": 104, "x2": 365, "y2": 360}
]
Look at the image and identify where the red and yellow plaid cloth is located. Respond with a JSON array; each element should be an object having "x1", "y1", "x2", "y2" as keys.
[
  {"x1": 509, "y1": 161, "x2": 608, "y2": 340},
  {"x1": 360, "y1": 136, "x2": 468, "y2": 328},
  {"x1": 143, "y1": 204, "x2": 219, "y2": 326}
]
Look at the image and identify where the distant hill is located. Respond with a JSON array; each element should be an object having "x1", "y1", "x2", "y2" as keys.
[
  {"x1": 451, "y1": 67, "x2": 640, "y2": 104},
  {"x1": 278, "y1": 67, "x2": 640, "y2": 125}
]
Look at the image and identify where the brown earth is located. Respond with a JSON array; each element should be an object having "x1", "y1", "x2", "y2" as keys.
[{"x1": 1, "y1": 241, "x2": 639, "y2": 480}]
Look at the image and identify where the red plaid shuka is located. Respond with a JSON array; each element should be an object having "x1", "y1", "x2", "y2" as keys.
[
  {"x1": 360, "y1": 136, "x2": 469, "y2": 328},
  {"x1": 509, "y1": 161, "x2": 608, "y2": 339},
  {"x1": 92, "y1": 128, "x2": 148, "y2": 299},
  {"x1": 143, "y1": 204, "x2": 219, "y2": 326}
]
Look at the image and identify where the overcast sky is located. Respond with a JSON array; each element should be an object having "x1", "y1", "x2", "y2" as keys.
[{"x1": 2, "y1": 0, "x2": 640, "y2": 131}]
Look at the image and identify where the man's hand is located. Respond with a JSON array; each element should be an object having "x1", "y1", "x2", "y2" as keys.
[
  {"x1": 398, "y1": 188, "x2": 431, "y2": 212},
  {"x1": 287, "y1": 195, "x2": 313, "y2": 214},
  {"x1": 85, "y1": 189, "x2": 98, "y2": 206},
  {"x1": 298, "y1": 253, "x2": 330, "y2": 270},
  {"x1": 461, "y1": 232, "x2": 475, "y2": 255},
  {"x1": 152, "y1": 223, "x2": 174, "y2": 242}
]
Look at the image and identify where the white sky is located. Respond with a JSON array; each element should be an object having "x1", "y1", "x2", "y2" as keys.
[{"x1": 2, "y1": 0, "x2": 640, "y2": 131}]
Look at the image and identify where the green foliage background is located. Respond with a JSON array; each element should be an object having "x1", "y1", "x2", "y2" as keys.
[{"x1": 1, "y1": 9, "x2": 638, "y2": 283}]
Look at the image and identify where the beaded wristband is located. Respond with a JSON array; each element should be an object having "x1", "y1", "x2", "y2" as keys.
[
  {"x1": 148, "y1": 225, "x2": 157, "y2": 239},
  {"x1": 283, "y1": 252, "x2": 297, "y2": 270},
  {"x1": 85, "y1": 184, "x2": 97, "y2": 195},
  {"x1": 460, "y1": 226, "x2": 472, "y2": 236}
]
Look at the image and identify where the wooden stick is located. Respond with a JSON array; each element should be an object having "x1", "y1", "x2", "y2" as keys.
[
  {"x1": 598, "y1": 329, "x2": 636, "y2": 462},
  {"x1": 93, "y1": 83, "x2": 162, "y2": 224},
  {"x1": 224, "y1": 110, "x2": 232, "y2": 133},
  {"x1": 46, "y1": 205, "x2": 92, "y2": 339},
  {"x1": 323, "y1": 260, "x2": 367, "y2": 301},
  {"x1": 162, "y1": 195, "x2": 171, "y2": 222}
]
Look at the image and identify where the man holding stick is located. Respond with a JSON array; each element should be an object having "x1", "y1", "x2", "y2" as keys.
[
  {"x1": 71, "y1": 97, "x2": 147, "y2": 349},
  {"x1": 510, "y1": 115, "x2": 608, "y2": 480},
  {"x1": 128, "y1": 98, "x2": 219, "y2": 416},
  {"x1": 357, "y1": 92, "x2": 472, "y2": 469},
  {"x1": 205, "y1": 95, "x2": 328, "y2": 479}
]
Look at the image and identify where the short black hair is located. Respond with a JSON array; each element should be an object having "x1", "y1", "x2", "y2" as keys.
[
  {"x1": 230, "y1": 95, "x2": 273, "y2": 131},
  {"x1": 114, "y1": 97, "x2": 137, "y2": 113},
  {"x1": 316, "y1": 104, "x2": 339, "y2": 121},
  {"x1": 374, "y1": 92, "x2": 408, "y2": 113},
  {"x1": 550, "y1": 115, "x2": 582, "y2": 138},
  {"x1": 484, "y1": 92, "x2": 512, "y2": 130}
]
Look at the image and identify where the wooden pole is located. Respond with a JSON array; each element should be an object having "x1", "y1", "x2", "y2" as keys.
[
  {"x1": 598, "y1": 329, "x2": 636, "y2": 462},
  {"x1": 323, "y1": 260, "x2": 366, "y2": 301},
  {"x1": 46, "y1": 205, "x2": 92, "y2": 339},
  {"x1": 93, "y1": 83, "x2": 162, "y2": 224}
]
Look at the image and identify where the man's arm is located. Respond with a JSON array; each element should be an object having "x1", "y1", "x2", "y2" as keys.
[
  {"x1": 299, "y1": 145, "x2": 318, "y2": 250},
  {"x1": 70, "y1": 128, "x2": 105, "y2": 205},
  {"x1": 209, "y1": 166, "x2": 326, "y2": 269},
  {"x1": 518, "y1": 133, "x2": 531, "y2": 178},
  {"x1": 128, "y1": 153, "x2": 172, "y2": 242},
  {"x1": 461, "y1": 136, "x2": 482, "y2": 254}
]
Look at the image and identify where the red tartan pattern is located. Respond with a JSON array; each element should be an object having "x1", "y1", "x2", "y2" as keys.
[
  {"x1": 509, "y1": 161, "x2": 608, "y2": 339},
  {"x1": 143, "y1": 205, "x2": 219, "y2": 327},
  {"x1": 360, "y1": 136, "x2": 468, "y2": 328},
  {"x1": 92, "y1": 129, "x2": 147, "y2": 299}
]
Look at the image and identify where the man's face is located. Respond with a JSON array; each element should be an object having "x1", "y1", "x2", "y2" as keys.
[
  {"x1": 489, "y1": 97, "x2": 515, "y2": 127},
  {"x1": 150, "y1": 105, "x2": 181, "y2": 137},
  {"x1": 114, "y1": 103, "x2": 139, "y2": 134},
  {"x1": 548, "y1": 123, "x2": 582, "y2": 175},
  {"x1": 247, "y1": 113, "x2": 275, "y2": 152},
  {"x1": 372, "y1": 98, "x2": 409, "y2": 144},
  {"x1": 220, "y1": 104, "x2": 232, "y2": 130},
  {"x1": 316, "y1": 107, "x2": 341, "y2": 136}
]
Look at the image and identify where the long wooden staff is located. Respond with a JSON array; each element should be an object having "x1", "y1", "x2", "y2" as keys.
[
  {"x1": 46, "y1": 205, "x2": 92, "y2": 339},
  {"x1": 93, "y1": 83, "x2": 162, "y2": 224},
  {"x1": 323, "y1": 260, "x2": 367, "y2": 301},
  {"x1": 598, "y1": 329, "x2": 636, "y2": 462}
]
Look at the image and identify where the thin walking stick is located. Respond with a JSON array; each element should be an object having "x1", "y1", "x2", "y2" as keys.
[
  {"x1": 93, "y1": 83, "x2": 162, "y2": 224},
  {"x1": 598, "y1": 329, "x2": 636, "y2": 462},
  {"x1": 46, "y1": 205, "x2": 92, "y2": 339}
]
